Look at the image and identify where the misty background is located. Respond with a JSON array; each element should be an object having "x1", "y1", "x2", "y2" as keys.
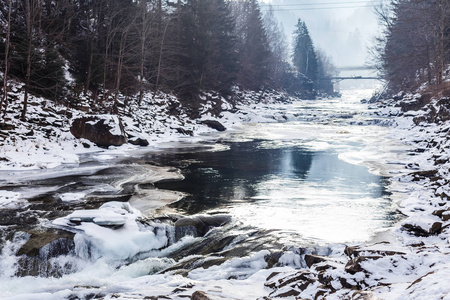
[{"x1": 259, "y1": 0, "x2": 385, "y2": 89}]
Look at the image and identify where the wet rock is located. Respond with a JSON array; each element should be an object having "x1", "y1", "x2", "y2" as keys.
[
  {"x1": 314, "y1": 288, "x2": 328, "y2": 299},
  {"x1": 396, "y1": 94, "x2": 424, "y2": 112},
  {"x1": 191, "y1": 291, "x2": 212, "y2": 300},
  {"x1": 432, "y1": 209, "x2": 450, "y2": 221},
  {"x1": 317, "y1": 271, "x2": 333, "y2": 286},
  {"x1": 70, "y1": 116, "x2": 127, "y2": 148},
  {"x1": 304, "y1": 254, "x2": 329, "y2": 268},
  {"x1": 17, "y1": 228, "x2": 74, "y2": 257},
  {"x1": 166, "y1": 226, "x2": 278, "y2": 264},
  {"x1": 265, "y1": 270, "x2": 314, "y2": 290},
  {"x1": 411, "y1": 169, "x2": 439, "y2": 181},
  {"x1": 0, "y1": 122, "x2": 15, "y2": 130},
  {"x1": 129, "y1": 137, "x2": 149, "y2": 146},
  {"x1": 402, "y1": 222, "x2": 442, "y2": 236},
  {"x1": 345, "y1": 256, "x2": 382, "y2": 274},
  {"x1": 16, "y1": 228, "x2": 76, "y2": 277},
  {"x1": 429, "y1": 222, "x2": 443, "y2": 234},
  {"x1": 274, "y1": 289, "x2": 301, "y2": 298},
  {"x1": 265, "y1": 251, "x2": 283, "y2": 268},
  {"x1": 351, "y1": 290, "x2": 379, "y2": 300},
  {"x1": 163, "y1": 255, "x2": 228, "y2": 275},
  {"x1": 174, "y1": 214, "x2": 231, "y2": 241},
  {"x1": 200, "y1": 120, "x2": 226, "y2": 132},
  {"x1": 175, "y1": 127, "x2": 194, "y2": 136},
  {"x1": 344, "y1": 243, "x2": 405, "y2": 258}
]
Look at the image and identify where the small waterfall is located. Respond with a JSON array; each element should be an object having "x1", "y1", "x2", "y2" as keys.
[{"x1": 0, "y1": 232, "x2": 29, "y2": 278}]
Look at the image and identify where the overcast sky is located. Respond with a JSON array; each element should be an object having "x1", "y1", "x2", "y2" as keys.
[{"x1": 259, "y1": 0, "x2": 387, "y2": 67}]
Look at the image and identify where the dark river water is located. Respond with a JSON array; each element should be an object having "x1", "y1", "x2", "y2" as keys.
[{"x1": 151, "y1": 139, "x2": 395, "y2": 243}]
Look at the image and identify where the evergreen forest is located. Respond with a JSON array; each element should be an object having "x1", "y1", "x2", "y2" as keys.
[{"x1": 0, "y1": 0, "x2": 336, "y2": 120}]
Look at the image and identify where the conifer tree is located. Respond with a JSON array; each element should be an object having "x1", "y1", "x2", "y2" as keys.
[
  {"x1": 263, "y1": 5, "x2": 289, "y2": 88},
  {"x1": 233, "y1": 0, "x2": 270, "y2": 91},
  {"x1": 177, "y1": 0, "x2": 238, "y2": 101},
  {"x1": 292, "y1": 19, "x2": 318, "y2": 84}
]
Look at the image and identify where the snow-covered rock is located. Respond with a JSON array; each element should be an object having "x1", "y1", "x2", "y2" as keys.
[{"x1": 70, "y1": 115, "x2": 127, "y2": 148}]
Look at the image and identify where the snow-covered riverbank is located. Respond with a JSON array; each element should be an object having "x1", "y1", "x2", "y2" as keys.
[
  {"x1": 0, "y1": 86, "x2": 296, "y2": 172},
  {"x1": 1, "y1": 89, "x2": 450, "y2": 299},
  {"x1": 268, "y1": 94, "x2": 450, "y2": 300}
]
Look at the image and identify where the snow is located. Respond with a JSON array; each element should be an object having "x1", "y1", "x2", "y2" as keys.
[
  {"x1": 52, "y1": 202, "x2": 169, "y2": 261},
  {"x1": 59, "y1": 192, "x2": 85, "y2": 202},
  {"x1": 2, "y1": 86, "x2": 450, "y2": 299},
  {"x1": 0, "y1": 190, "x2": 27, "y2": 209}
]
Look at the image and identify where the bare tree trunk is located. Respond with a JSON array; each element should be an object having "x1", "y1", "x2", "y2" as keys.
[
  {"x1": 113, "y1": 32, "x2": 127, "y2": 111},
  {"x1": 1, "y1": 0, "x2": 12, "y2": 116},
  {"x1": 113, "y1": 13, "x2": 136, "y2": 112},
  {"x1": 155, "y1": 21, "x2": 169, "y2": 95},
  {"x1": 439, "y1": 0, "x2": 445, "y2": 85},
  {"x1": 22, "y1": 0, "x2": 34, "y2": 121},
  {"x1": 138, "y1": 0, "x2": 148, "y2": 105},
  {"x1": 176, "y1": 0, "x2": 181, "y2": 83},
  {"x1": 85, "y1": 6, "x2": 97, "y2": 94}
]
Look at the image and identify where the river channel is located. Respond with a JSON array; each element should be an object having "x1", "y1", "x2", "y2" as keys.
[{"x1": 0, "y1": 89, "x2": 405, "y2": 299}]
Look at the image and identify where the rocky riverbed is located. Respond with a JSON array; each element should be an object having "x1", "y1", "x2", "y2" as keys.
[{"x1": 1, "y1": 89, "x2": 450, "y2": 299}]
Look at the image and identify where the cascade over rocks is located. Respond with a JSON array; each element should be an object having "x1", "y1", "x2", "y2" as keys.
[
  {"x1": 70, "y1": 115, "x2": 127, "y2": 148},
  {"x1": 174, "y1": 214, "x2": 232, "y2": 242},
  {"x1": 16, "y1": 228, "x2": 76, "y2": 277}
]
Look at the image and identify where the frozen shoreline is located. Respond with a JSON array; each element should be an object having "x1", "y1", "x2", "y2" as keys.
[{"x1": 1, "y1": 89, "x2": 450, "y2": 299}]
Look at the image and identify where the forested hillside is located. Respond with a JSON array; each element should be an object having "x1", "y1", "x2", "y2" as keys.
[
  {"x1": 0, "y1": 0, "x2": 335, "y2": 122},
  {"x1": 374, "y1": 0, "x2": 450, "y2": 96}
]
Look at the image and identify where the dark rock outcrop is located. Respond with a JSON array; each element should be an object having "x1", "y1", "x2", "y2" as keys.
[
  {"x1": 304, "y1": 254, "x2": 329, "y2": 268},
  {"x1": 200, "y1": 120, "x2": 226, "y2": 132},
  {"x1": 345, "y1": 256, "x2": 382, "y2": 274},
  {"x1": 402, "y1": 222, "x2": 443, "y2": 236},
  {"x1": 129, "y1": 137, "x2": 149, "y2": 146},
  {"x1": 71, "y1": 116, "x2": 127, "y2": 148},
  {"x1": 191, "y1": 291, "x2": 212, "y2": 300}
]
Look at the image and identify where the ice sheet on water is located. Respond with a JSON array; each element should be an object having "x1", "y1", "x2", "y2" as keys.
[
  {"x1": 53, "y1": 202, "x2": 169, "y2": 261},
  {"x1": 59, "y1": 192, "x2": 85, "y2": 202}
]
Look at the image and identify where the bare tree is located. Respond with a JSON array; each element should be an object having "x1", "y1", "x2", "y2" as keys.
[
  {"x1": 1, "y1": 0, "x2": 12, "y2": 116},
  {"x1": 374, "y1": 0, "x2": 450, "y2": 92},
  {"x1": 22, "y1": 0, "x2": 39, "y2": 120},
  {"x1": 138, "y1": 0, "x2": 152, "y2": 105}
]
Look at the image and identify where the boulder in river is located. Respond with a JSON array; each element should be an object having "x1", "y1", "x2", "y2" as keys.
[
  {"x1": 70, "y1": 115, "x2": 127, "y2": 148},
  {"x1": 200, "y1": 120, "x2": 226, "y2": 132},
  {"x1": 128, "y1": 137, "x2": 149, "y2": 147},
  {"x1": 174, "y1": 214, "x2": 231, "y2": 242}
]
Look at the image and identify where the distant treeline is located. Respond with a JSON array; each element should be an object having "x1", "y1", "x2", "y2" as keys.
[
  {"x1": 374, "y1": 0, "x2": 450, "y2": 94},
  {"x1": 0, "y1": 0, "x2": 335, "y2": 119}
]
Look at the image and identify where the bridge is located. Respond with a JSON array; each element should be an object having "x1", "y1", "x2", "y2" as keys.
[
  {"x1": 336, "y1": 66, "x2": 378, "y2": 71},
  {"x1": 328, "y1": 75, "x2": 384, "y2": 82},
  {"x1": 328, "y1": 66, "x2": 384, "y2": 82}
]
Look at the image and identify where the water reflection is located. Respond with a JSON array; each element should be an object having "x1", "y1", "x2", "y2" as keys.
[
  {"x1": 153, "y1": 140, "x2": 395, "y2": 244},
  {"x1": 154, "y1": 141, "x2": 314, "y2": 213},
  {"x1": 240, "y1": 150, "x2": 392, "y2": 243}
]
